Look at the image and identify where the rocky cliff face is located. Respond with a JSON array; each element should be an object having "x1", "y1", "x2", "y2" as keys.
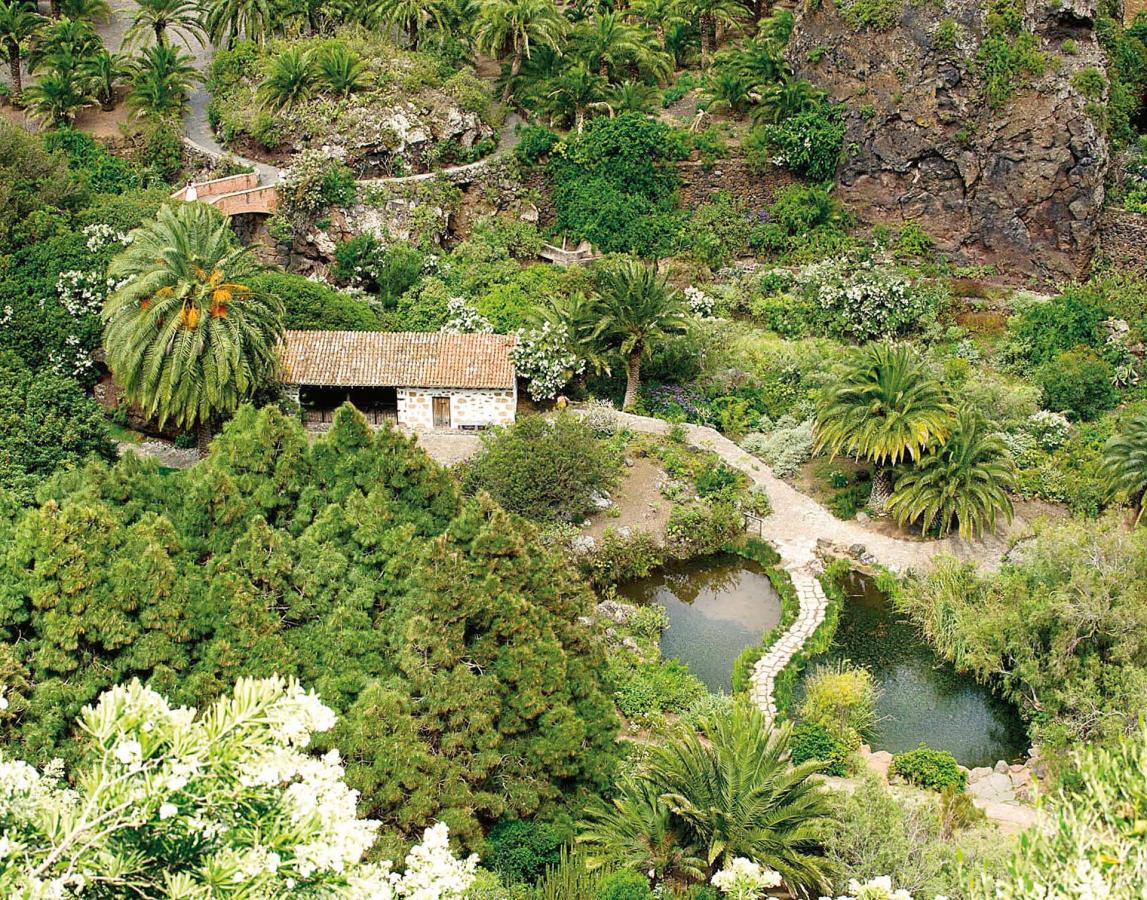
[{"x1": 790, "y1": 0, "x2": 1111, "y2": 280}]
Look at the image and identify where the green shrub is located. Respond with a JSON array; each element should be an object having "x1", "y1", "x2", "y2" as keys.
[
  {"x1": 332, "y1": 236, "x2": 423, "y2": 303},
  {"x1": 484, "y1": 819, "x2": 563, "y2": 885},
  {"x1": 1037, "y1": 350, "x2": 1119, "y2": 421},
  {"x1": 1008, "y1": 290, "x2": 1108, "y2": 367},
  {"x1": 515, "y1": 125, "x2": 560, "y2": 164},
  {"x1": 752, "y1": 102, "x2": 845, "y2": 181},
  {"x1": 838, "y1": 0, "x2": 904, "y2": 31},
  {"x1": 799, "y1": 660, "x2": 878, "y2": 745},
  {"x1": 934, "y1": 18, "x2": 961, "y2": 50},
  {"x1": 686, "y1": 191, "x2": 751, "y2": 269},
  {"x1": 597, "y1": 870, "x2": 654, "y2": 900},
  {"x1": 248, "y1": 271, "x2": 381, "y2": 331},
  {"x1": 578, "y1": 528, "x2": 665, "y2": 589},
  {"x1": 1071, "y1": 66, "x2": 1107, "y2": 100},
  {"x1": 790, "y1": 721, "x2": 852, "y2": 776},
  {"x1": 610, "y1": 658, "x2": 708, "y2": 719},
  {"x1": 44, "y1": 129, "x2": 142, "y2": 195},
  {"x1": 464, "y1": 413, "x2": 620, "y2": 523},
  {"x1": 665, "y1": 501, "x2": 744, "y2": 558},
  {"x1": 974, "y1": 0, "x2": 1048, "y2": 109},
  {"x1": 890, "y1": 744, "x2": 967, "y2": 791}
]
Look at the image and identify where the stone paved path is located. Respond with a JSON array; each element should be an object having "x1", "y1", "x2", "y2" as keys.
[{"x1": 600, "y1": 410, "x2": 1013, "y2": 724}]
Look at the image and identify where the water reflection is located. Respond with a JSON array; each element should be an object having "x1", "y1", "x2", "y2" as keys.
[{"x1": 617, "y1": 553, "x2": 782, "y2": 692}]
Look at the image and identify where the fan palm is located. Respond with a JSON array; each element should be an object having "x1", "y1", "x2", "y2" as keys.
[
  {"x1": 472, "y1": 0, "x2": 567, "y2": 99},
  {"x1": 752, "y1": 76, "x2": 823, "y2": 125},
  {"x1": 102, "y1": 202, "x2": 284, "y2": 446},
  {"x1": 815, "y1": 343, "x2": 954, "y2": 509},
  {"x1": 257, "y1": 46, "x2": 314, "y2": 110},
  {"x1": 127, "y1": 43, "x2": 197, "y2": 119},
  {"x1": 578, "y1": 776, "x2": 707, "y2": 885},
  {"x1": 570, "y1": 12, "x2": 669, "y2": 82},
  {"x1": 675, "y1": 0, "x2": 746, "y2": 66},
  {"x1": 125, "y1": 0, "x2": 205, "y2": 48},
  {"x1": 315, "y1": 44, "x2": 369, "y2": 97},
  {"x1": 886, "y1": 407, "x2": 1016, "y2": 540},
  {"x1": 203, "y1": 0, "x2": 274, "y2": 47},
  {"x1": 543, "y1": 61, "x2": 607, "y2": 132},
  {"x1": 592, "y1": 259, "x2": 689, "y2": 409},
  {"x1": 1100, "y1": 412, "x2": 1147, "y2": 524},
  {"x1": 649, "y1": 701, "x2": 834, "y2": 893},
  {"x1": 0, "y1": 0, "x2": 46, "y2": 99},
  {"x1": 81, "y1": 46, "x2": 127, "y2": 109},
  {"x1": 370, "y1": 0, "x2": 448, "y2": 47},
  {"x1": 23, "y1": 63, "x2": 89, "y2": 122}
]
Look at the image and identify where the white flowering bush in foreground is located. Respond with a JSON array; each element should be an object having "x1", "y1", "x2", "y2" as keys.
[
  {"x1": 510, "y1": 321, "x2": 586, "y2": 401},
  {"x1": 711, "y1": 857, "x2": 782, "y2": 899},
  {"x1": 0, "y1": 677, "x2": 477, "y2": 899}
]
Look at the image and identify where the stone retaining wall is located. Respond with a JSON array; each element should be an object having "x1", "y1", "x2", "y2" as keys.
[
  {"x1": 676, "y1": 159, "x2": 798, "y2": 213},
  {"x1": 1098, "y1": 207, "x2": 1147, "y2": 272}
]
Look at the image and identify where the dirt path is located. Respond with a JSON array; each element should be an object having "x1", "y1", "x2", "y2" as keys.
[{"x1": 584, "y1": 457, "x2": 672, "y2": 541}]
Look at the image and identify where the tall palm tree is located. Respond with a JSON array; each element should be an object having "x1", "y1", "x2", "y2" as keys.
[
  {"x1": 886, "y1": 407, "x2": 1016, "y2": 540},
  {"x1": 203, "y1": 0, "x2": 274, "y2": 47},
  {"x1": 649, "y1": 702, "x2": 834, "y2": 893},
  {"x1": 81, "y1": 46, "x2": 127, "y2": 109},
  {"x1": 315, "y1": 43, "x2": 369, "y2": 97},
  {"x1": 630, "y1": 0, "x2": 685, "y2": 51},
  {"x1": 471, "y1": 0, "x2": 567, "y2": 99},
  {"x1": 23, "y1": 63, "x2": 88, "y2": 122},
  {"x1": 102, "y1": 202, "x2": 284, "y2": 449},
  {"x1": 578, "y1": 776, "x2": 707, "y2": 885},
  {"x1": 543, "y1": 61, "x2": 606, "y2": 132},
  {"x1": 815, "y1": 343, "x2": 954, "y2": 509},
  {"x1": 370, "y1": 0, "x2": 448, "y2": 47},
  {"x1": 592, "y1": 259, "x2": 689, "y2": 410},
  {"x1": 674, "y1": 0, "x2": 745, "y2": 67},
  {"x1": 1100, "y1": 412, "x2": 1147, "y2": 524},
  {"x1": 571, "y1": 12, "x2": 669, "y2": 82},
  {"x1": 0, "y1": 0, "x2": 45, "y2": 100},
  {"x1": 127, "y1": 43, "x2": 198, "y2": 119},
  {"x1": 125, "y1": 0, "x2": 205, "y2": 48},
  {"x1": 256, "y1": 46, "x2": 314, "y2": 110}
]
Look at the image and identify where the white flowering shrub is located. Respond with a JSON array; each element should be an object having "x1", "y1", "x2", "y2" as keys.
[
  {"x1": 0, "y1": 677, "x2": 477, "y2": 900},
  {"x1": 81, "y1": 223, "x2": 131, "y2": 252},
  {"x1": 796, "y1": 257, "x2": 937, "y2": 342},
  {"x1": 685, "y1": 285, "x2": 717, "y2": 319},
  {"x1": 584, "y1": 398, "x2": 621, "y2": 436},
  {"x1": 279, "y1": 146, "x2": 357, "y2": 218},
  {"x1": 1023, "y1": 410, "x2": 1071, "y2": 451},
  {"x1": 442, "y1": 297, "x2": 493, "y2": 334},
  {"x1": 741, "y1": 416, "x2": 816, "y2": 477},
  {"x1": 711, "y1": 857, "x2": 782, "y2": 899},
  {"x1": 833, "y1": 876, "x2": 917, "y2": 900},
  {"x1": 510, "y1": 322, "x2": 586, "y2": 401}
]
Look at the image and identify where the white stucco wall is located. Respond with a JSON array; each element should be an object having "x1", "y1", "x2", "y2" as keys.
[{"x1": 397, "y1": 386, "x2": 516, "y2": 431}]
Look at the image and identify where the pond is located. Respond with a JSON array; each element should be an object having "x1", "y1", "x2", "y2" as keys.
[
  {"x1": 795, "y1": 570, "x2": 1029, "y2": 768},
  {"x1": 617, "y1": 552, "x2": 782, "y2": 693}
]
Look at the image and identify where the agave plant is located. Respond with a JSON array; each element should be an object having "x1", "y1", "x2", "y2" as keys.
[
  {"x1": 886, "y1": 406, "x2": 1016, "y2": 540},
  {"x1": 102, "y1": 202, "x2": 284, "y2": 446},
  {"x1": 257, "y1": 46, "x2": 315, "y2": 110},
  {"x1": 1100, "y1": 412, "x2": 1147, "y2": 524}
]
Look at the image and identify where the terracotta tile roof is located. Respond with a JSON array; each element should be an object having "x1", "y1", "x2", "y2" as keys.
[{"x1": 281, "y1": 331, "x2": 516, "y2": 390}]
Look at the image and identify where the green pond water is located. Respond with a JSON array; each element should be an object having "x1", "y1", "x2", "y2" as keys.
[
  {"x1": 795, "y1": 569, "x2": 1029, "y2": 767},
  {"x1": 617, "y1": 553, "x2": 782, "y2": 693},
  {"x1": 619, "y1": 557, "x2": 1028, "y2": 767}
]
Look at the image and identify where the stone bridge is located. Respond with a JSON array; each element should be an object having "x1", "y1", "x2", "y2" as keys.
[{"x1": 172, "y1": 172, "x2": 280, "y2": 216}]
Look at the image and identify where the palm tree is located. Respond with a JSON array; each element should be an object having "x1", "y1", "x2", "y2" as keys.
[
  {"x1": 23, "y1": 63, "x2": 88, "y2": 122},
  {"x1": 125, "y1": 0, "x2": 205, "y2": 48},
  {"x1": 28, "y1": 15, "x2": 101, "y2": 74},
  {"x1": 471, "y1": 0, "x2": 567, "y2": 99},
  {"x1": 543, "y1": 61, "x2": 606, "y2": 132},
  {"x1": 602, "y1": 78, "x2": 658, "y2": 115},
  {"x1": 815, "y1": 343, "x2": 954, "y2": 510},
  {"x1": 705, "y1": 68, "x2": 752, "y2": 115},
  {"x1": 127, "y1": 43, "x2": 197, "y2": 119},
  {"x1": 752, "y1": 76, "x2": 824, "y2": 125},
  {"x1": 203, "y1": 0, "x2": 274, "y2": 47},
  {"x1": 58, "y1": 0, "x2": 110, "y2": 23},
  {"x1": 0, "y1": 0, "x2": 46, "y2": 100},
  {"x1": 578, "y1": 776, "x2": 707, "y2": 885},
  {"x1": 592, "y1": 259, "x2": 689, "y2": 409},
  {"x1": 81, "y1": 46, "x2": 127, "y2": 109},
  {"x1": 674, "y1": 0, "x2": 746, "y2": 66},
  {"x1": 102, "y1": 202, "x2": 284, "y2": 449},
  {"x1": 257, "y1": 46, "x2": 314, "y2": 110},
  {"x1": 315, "y1": 43, "x2": 369, "y2": 97},
  {"x1": 570, "y1": 12, "x2": 669, "y2": 82},
  {"x1": 370, "y1": 0, "x2": 449, "y2": 47},
  {"x1": 1100, "y1": 412, "x2": 1147, "y2": 524},
  {"x1": 886, "y1": 407, "x2": 1016, "y2": 540},
  {"x1": 630, "y1": 0, "x2": 685, "y2": 51},
  {"x1": 649, "y1": 702, "x2": 834, "y2": 893}
]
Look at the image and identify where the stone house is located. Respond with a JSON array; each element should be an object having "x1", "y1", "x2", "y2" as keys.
[{"x1": 280, "y1": 330, "x2": 517, "y2": 431}]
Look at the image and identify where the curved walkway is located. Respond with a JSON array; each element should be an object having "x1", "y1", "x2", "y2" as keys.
[{"x1": 599, "y1": 410, "x2": 1008, "y2": 724}]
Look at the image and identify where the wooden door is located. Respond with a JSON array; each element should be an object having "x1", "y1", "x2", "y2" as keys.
[{"x1": 432, "y1": 396, "x2": 451, "y2": 429}]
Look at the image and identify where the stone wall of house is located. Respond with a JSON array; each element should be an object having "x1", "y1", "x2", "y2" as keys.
[
  {"x1": 398, "y1": 387, "x2": 516, "y2": 431},
  {"x1": 1098, "y1": 208, "x2": 1147, "y2": 272}
]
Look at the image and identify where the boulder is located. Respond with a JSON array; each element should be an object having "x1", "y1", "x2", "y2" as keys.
[{"x1": 968, "y1": 771, "x2": 1016, "y2": 804}]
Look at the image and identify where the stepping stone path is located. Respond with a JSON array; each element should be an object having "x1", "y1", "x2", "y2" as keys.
[{"x1": 590, "y1": 410, "x2": 1012, "y2": 721}]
